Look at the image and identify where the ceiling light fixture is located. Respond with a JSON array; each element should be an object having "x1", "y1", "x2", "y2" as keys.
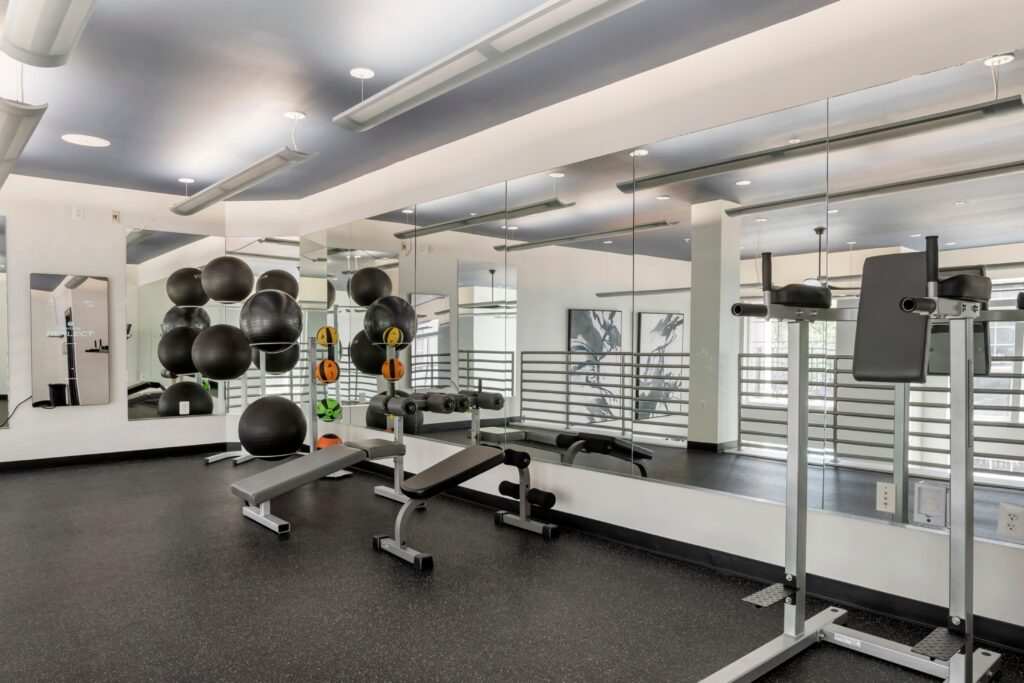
[
  {"x1": 0, "y1": 0, "x2": 97, "y2": 68},
  {"x1": 827, "y1": 208, "x2": 839, "y2": 214},
  {"x1": 494, "y1": 220, "x2": 674, "y2": 253},
  {"x1": 954, "y1": 200, "x2": 967, "y2": 207},
  {"x1": 170, "y1": 147, "x2": 315, "y2": 216},
  {"x1": 350, "y1": 67, "x2": 376, "y2": 80},
  {"x1": 469, "y1": 212, "x2": 478, "y2": 216},
  {"x1": 503, "y1": 225, "x2": 518, "y2": 231},
  {"x1": 983, "y1": 54, "x2": 1015, "y2": 67},
  {"x1": 735, "y1": 179, "x2": 752, "y2": 186},
  {"x1": 754, "y1": 217, "x2": 768, "y2": 223},
  {"x1": 0, "y1": 97, "x2": 48, "y2": 188},
  {"x1": 788, "y1": 138, "x2": 802, "y2": 144},
  {"x1": 61, "y1": 133, "x2": 110, "y2": 147},
  {"x1": 846, "y1": 241, "x2": 857, "y2": 246},
  {"x1": 656, "y1": 195, "x2": 670, "y2": 201},
  {"x1": 946, "y1": 241, "x2": 957, "y2": 246},
  {"x1": 602, "y1": 240, "x2": 613, "y2": 244},
  {"x1": 684, "y1": 238, "x2": 690, "y2": 243},
  {"x1": 549, "y1": 172, "x2": 565, "y2": 178},
  {"x1": 394, "y1": 198, "x2": 574, "y2": 239},
  {"x1": 334, "y1": 0, "x2": 644, "y2": 132},
  {"x1": 629, "y1": 149, "x2": 649, "y2": 157},
  {"x1": 401, "y1": 208, "x2": 415, "y2": 214},
  {"x1": 910, "y1": 233, "x2": 922, "y2": 238},
  {"x1": 284, "y1": 111, "x2": 306, "y2": 120},
  {"x1": 178, "y1": 177, "x2": 195, "y2": 184}
]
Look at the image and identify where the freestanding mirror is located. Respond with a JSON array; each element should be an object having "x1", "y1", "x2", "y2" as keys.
[{"x1": 30, "y1": 273, "x2": 110, "y2": 407}]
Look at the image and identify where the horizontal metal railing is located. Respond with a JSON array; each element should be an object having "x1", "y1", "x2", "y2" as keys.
[
  {"x1": 738, "y1": 353, "x2": 1024, "y2": 483},
  {"x1": 459, "y1": 349, "x2": 515, "y2": 394},
  {"x1": 519, "y1": 350, "x2": 688, "y2": 442},
  {"x1": 410, "y1": 352, "x2": 452, "y2": 390}
]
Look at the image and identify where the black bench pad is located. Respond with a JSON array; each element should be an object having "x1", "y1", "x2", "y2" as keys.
[
  {"x1": 771, "y1": 284, "x2": 832, "y2": 308},
  {"x1": 401, "y1": 446, "x2": 504, "y2": 500},
  {"x1": 345, "y1": 438, "x2": 406, "y2": 460},
  {"x1": 230, "y1": 445, "x2": 367, "y2": 506},
  {"x1": 938, "y1": 274, "x2": 991, "y2": 303}
]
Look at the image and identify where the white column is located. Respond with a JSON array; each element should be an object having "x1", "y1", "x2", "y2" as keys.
[{"x1": 688, "y1": 200, "x2": 740, "y2": 450}]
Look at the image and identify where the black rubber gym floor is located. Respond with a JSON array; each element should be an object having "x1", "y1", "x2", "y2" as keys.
[{"x1": 1, "y1": 455, "x2": 1022, "y2": 681}]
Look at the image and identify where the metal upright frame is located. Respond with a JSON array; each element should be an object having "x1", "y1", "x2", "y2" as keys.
[
  {"x1": 374, "y1": 344, "x2": 415, "y2": 504},
  {"x1": 205, "y1": 359, "x2": 257, "y2": 465},
  {"x1": 309, "y1": 334, "x2": 353, "y2": 480}
]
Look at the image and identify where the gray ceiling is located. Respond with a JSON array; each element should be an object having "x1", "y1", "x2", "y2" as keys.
[
  {"x1": 376, "y1": 49, "x2": 1024, "y2": 261},
  {"x1": 4, "y1": 0, "x2": 834, "y2": 199}
]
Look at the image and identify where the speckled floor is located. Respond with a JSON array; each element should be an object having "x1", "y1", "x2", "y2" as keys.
[{"x1": 1, "y1": 455, "x2": 1022, "y2": 681}]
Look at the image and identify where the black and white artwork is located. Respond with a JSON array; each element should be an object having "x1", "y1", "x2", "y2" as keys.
[
  {"x1": 567, "y1": 309, "x2": 622, "y2": 424},
  {"x1": 634, "y1": 312, "x2": 685, "y2": 421}
]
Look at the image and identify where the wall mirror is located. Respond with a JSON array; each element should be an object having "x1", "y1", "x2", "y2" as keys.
[
  {"x1": 456, "y1": 260, "x2": 515, "y2": 396},
  {"x1": 409, "y1": 293, "x2": 451, "y2": 391},
  {"x1": 0, "y1": 218, "x2": 8, "y2": 427},
  {"x1": 30, "y1": 273, "x2": 110, "y2": 408}
]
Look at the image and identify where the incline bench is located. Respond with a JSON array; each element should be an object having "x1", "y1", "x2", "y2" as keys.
[{"x1": 230, "y1": 439, "x2": 403, "y2": 534}]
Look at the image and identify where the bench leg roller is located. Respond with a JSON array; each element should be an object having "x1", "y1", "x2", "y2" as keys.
[{"x1": 242, "y1": 501, "x2": 290, "y2": 535}]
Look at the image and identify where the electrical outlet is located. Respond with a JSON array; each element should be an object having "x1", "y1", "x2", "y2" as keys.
[
  {"x1": 876, "y1": 482, "x2": 896, "y2": 514},
  {"x1": 111, "y1": 210, "x2": 120, "y2": 223},
  {"x1": 997, "y1": 503, "x2": 1024, "y2": 542}
]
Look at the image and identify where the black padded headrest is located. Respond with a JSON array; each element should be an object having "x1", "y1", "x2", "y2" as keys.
[
  {"x1": 770, "y1": 284, "x2": 832, "y2": 309},
  {"x1": 554, "y1": 432, "x2": 579, "y2": 449},
  {"x1": 1018, "y1": 292, "x2": 1024, "y2": 310},
  {"x1": 938, "y1": 274, "x2": 991, "y2": 303},
  {"x1": 577, "y1": 431, "x2": 616, "y2": 455}
]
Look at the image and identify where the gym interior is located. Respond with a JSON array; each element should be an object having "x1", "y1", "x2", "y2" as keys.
[{"x1": 1, "y1": 1, "x2": 1023, "y2": 681}]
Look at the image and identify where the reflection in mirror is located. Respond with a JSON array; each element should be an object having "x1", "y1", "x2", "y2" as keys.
[
  {"x1": 456, "y1": 260, "x2": 515, "y2": 395},
  {"x1": 126, "y1": 230, "x2": 226, "y2": 420},
  {"x1": 31, "y1": 274, "x2": 110, "y2": 407},
  {"x1": 0, "y1": 218, "x2": 7, "y2": 426},
  {"x1": 409, "y1": 293, "x2": 451, "y2": 390}
]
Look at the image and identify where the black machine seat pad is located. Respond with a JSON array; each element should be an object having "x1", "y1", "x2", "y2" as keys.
[
  {"x1": 770, "y1": 284, "x2": 832, "y2": 309},
  {"x1": 230, "y1": 445, "x2": 368, "y2": 506},
  {"x1": 938, "y1": 274, "x2": 991, "y2": 303},
  {"x1": 401, "y1": 446, "x2": 504, "y2": 500}
]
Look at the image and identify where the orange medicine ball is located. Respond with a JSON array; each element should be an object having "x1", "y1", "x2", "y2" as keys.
[
  {"x1": 315, "y1": 359, "x2": 340, "y2": 383},
  {"x1": 382, "y1": 358, "x2": 405, "y2": 382},
  {"x1": 316, "y1": 434, "x2": 343, "y2": 449}
]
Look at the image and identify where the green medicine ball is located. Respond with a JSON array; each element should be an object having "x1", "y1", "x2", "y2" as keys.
[{"x1": 316, "y1": 398, "x2": 341, "y2": 422}]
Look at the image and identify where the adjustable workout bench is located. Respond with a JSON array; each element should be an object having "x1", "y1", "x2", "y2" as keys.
[
  {"x1": 230, "y1": 439, "x2": 403, "y2": 534},
  {"x1": 374, "y1": 445, "x2": 558, "y2": 571}
]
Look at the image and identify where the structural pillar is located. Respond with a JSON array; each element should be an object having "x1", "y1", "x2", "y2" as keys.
[{"x1": 687, "y1": 200, "x2": 740, "y2": 451}]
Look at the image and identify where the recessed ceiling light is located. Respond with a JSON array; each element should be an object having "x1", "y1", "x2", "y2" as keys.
[
  {"x1": 350, "y1": 67, "x2": 375, "y2": 80},
  {"x1": 954, "y1": 200, "x2": 967, "y2": 207},
  {"x1": 602, "y1": 240, "x2": 613, "y2": 244},
  {"x1": 178, "y1": 177, "x2": 195, "y2": 184},
  {"x1": 503, "y1": 225, "x2": 518, "y2": 231},
  {"x1": 549, "y1": 172, "x2": 565, "y2": 178},
  {"x1": 946, "y1": 241, "x2": 957, "y2": 246},
  {"x1": 469, "y1": 212, "x2": 478, "y2": 217},
  {"x1": 984, "y1": 54, "x2": 1015, "y2": 67},
  {"x1": 284, "y1": 111, "x2": 306, "y2": 120},
  {"x1": 735, "y1": 179, "x2": 752, "y2": 186},
  {"x1": 827, "y1": 208, "x2": 839, "y2": 215},
  {"x1": 684, "y1": 238, "x2": 691, "y2": 243},
  {"x1": 656, "y1": 195, "x2": 670, "y2": 201},
  {"x1": 788, "y1": 138, "x2": 802, "y2": 144},
  {"x1": 910, "y1": 233, "x2": 922, "y2": 238},
  {"x1": 629, "y1": 149, "x2": 649, "y2": 157},
  {"x1": 754, "y1": 217, "x2": 768, "y2": 224},
  {"x1": 401, "y1": 208, "x2": 414, "y2": 214},
  {"x1": 61, "y1": 133, "x2": 110, "y2": 148},
  {"x1": 846, "y1": 241, "x2": 857, "y2": 245}
]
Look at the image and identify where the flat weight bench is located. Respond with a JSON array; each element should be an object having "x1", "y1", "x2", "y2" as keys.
[
  {"x1": 230, "y1": 439, "x2": 404, "y2": 534},
  {"x1": 374, "y1": 445, "x2": 558, "y2": 571}
]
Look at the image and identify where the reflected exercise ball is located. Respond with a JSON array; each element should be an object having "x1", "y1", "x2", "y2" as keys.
[
  {"x1": 157, "y1": 381, "x2": 214, "y2": 417},
  {"x1": 347, "y1": 267, "x2": 392, "y2": 306},
  {"x1": 363, "y1": 296, "x2": 416, "y2": 350},
  {"x1": 239, "y1": 289, "x2": 302, "y2": 353},
  {"x1": 239, "y1": 396, "x2": 307, "y2": 457},
  {"x1": 161, "y1": 306, "x2": 211, "y2": 335},
  {"x1": 252, "y1": 343, "x2": 300, "y2": 374},
  {"x1": 327, "y1": 280, "x2": 336, "y2": 308},
  {"x1": 349, "y1": 330, "x2": 386, "y2": 376},
  {"x1": 166, "y1": 267, "x2": 209, "y2": 307},
  {"x1": 255, "y1": 269, "x2": 299, "y2": 299},
  {"x1": 201, "y1": 256, "x2": 254, "y2": 303},
  {"x1": 158, "y1": 327, "x2": 200, "y2": 375},
  {"x1": 192, "y1": 324, "x2": 252, "y2": 380}
]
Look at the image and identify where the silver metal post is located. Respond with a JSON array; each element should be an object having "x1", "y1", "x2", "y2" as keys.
[
  {"x1": 471, "y1": 406, "x2": 481, "y2": 444},
  {"x1": 784, "y1": 320, "x2": 809, "y2": 636},
  {"x1": 892, "y1": 382, "x2": 910, "y2": 523},
  {"x1": 307, "y1": 338, "x2": 317, "y2": 448}
]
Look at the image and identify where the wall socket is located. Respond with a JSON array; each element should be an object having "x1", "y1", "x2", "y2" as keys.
[
  {"x1": 997, "y1": 502, "x2": 1024, "y2": 542},
  {"x1": 876, "y1": 482, "x2": 896, "y2": 514},
  {"x1": 111, "y1": 210, "x2": 120, "y2": 223}
]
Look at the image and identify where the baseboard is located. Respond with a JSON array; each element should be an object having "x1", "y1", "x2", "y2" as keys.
[
  {"x1": 351, "y1": 463, "x2": 1024, "y2": 654},
  {"x1": 417, "y1": 417, "x2": 508, "y2": 434},
  {"x1": 0, "y1": 442, "x2": 238, "y2": 472},
  {"x1": 687, "y1": 440, "x2": 738, "y2": 452}
]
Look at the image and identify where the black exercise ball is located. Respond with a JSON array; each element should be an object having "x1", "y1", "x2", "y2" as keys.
[
  {"x1": 201, "y1": 256, "x2": 254, "y2": 303},
  {"x1": 239, "y1": 396, "x2": 307, "y2": 457},
  {"x1": 365, "y1": 390, "x2": 423, "y2": 434},
  {"x1": 161, "y1": 306, "x2": 211, "y2": 335},
  {"x1": 327, "y1": 280, "x2": 336, "y2": 308},
  {"x1": 252, "y1": 343, "x2": 300, "y2": 374},
  {"x1": 239, "y1": 289, "x2": 302, "y2": 353},
  {"x1": 158, "y1": 327, "x2": 200, "y2": 375},
  {"x1": 363, "y1": 295, "x2": 416, "y2": 349},
  {"x1": 157, "y1": 381, "x2": 214, "y2": 417},
  {"x1": 347, "y1": 267, "x2": 392, "y2": 306},
  {"x1": 255, "y1": 269, "x2": 299, "y2": 299},
  {"x1": 349, "y1": 330, "x2": 386, "y2": 376},
  {"x1": 160, "y1": 368, "x2": 177, "y2": 380},
  {"x1": 166, "y1": 267, "x2": 209, "y2": 307},
  {"x1": 191, "y1": 324, "x2": 252, "y2": 380}
]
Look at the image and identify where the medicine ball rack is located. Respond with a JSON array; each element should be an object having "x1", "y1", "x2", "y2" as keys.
[
  {"x1": 310, "y1": 333, "x2": 353, "y2": 480},
  {"x1": 204, "y1": 353, "x2": 259, "y2": 466}
]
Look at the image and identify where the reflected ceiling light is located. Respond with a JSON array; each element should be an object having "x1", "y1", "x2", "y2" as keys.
[
  {"x1": 788, "y1": 138, "x2": 802, "y2": 144},
  {"x1": 469, "y1": 212, "x2": 478, "y2": 216},
  {"x1": 656, "y1": 194, "x2": 670, "y2": 201},
  {"x1": 0, "y1": 0, "x2": 97, "y2": 68},
  {"x1": 846, "y1": 241, "x2": 857, "y2": 246},
  {"x1": 178, "y1": 177, "x2": 195, "y2": 184},
  {"x1": 735, "y1": 179, "x2": 752, "y2": 186},
  {"x1": 334, "y1": 0, "x2": 644, "y2": 132},
  {"x1": 394, "y1": 197, "x2": 574, "y2": 239},
  {"x1": 494, "y1": 220, "x2": 674, "y2": 252},
  {"x1": 401, "y1": 208, "x2": 415, "y2": 214},
  {"x1": 684, "y1": 238, "x2": 690, "y2": 242},
  {"x1": 549, "y1": 172, "x2": 565, "y2": 178},
  {"x1": 954, "y1": 200, "x2": 967, "y2": 206},
  {"x1": 602, "y1": 240, "x2": 613, "y2": 244},
  {"x1": 0, "y1": 97, "x2": 48, "y2": 188},
  {"x1": 946, "y1": 241, "x2": 957, "y2": 246},
  {"x1": 61, "y1": 133, "x2": 109, "y2": 147},
  {"x1": 503, "y1": 225, "x2": 519, "y2": 231},
  {"x1": 350, "y1": 67, "x2": 376, "y2": 80},
  {"x1": 170, "y1": 147, "x2": 315, "y2": 216},
  {"x1": 284, "y1": 111, "x2": 306, "y2": 120},
  {"x1": 754, "y1": 217, "x2": 768, "y2": 223},
  {"x1": 984, "y1": 54, "x2": 1015, "y2": 67},
  {"x1": 910, "y1": 233, "x2": 922, "y2": 237},
  {"x1": 629, "y1": 149, "x2": 649, "y2": 157},
  {"x1": 827, "y1": 208, "x2": 839, "y2": 215}
]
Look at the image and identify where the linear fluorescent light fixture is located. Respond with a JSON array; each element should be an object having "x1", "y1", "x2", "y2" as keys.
[
  {"x1": 0, "y1": 96, "x2": 48, "y2": 189},
  {"x1": 334, "y1": 0, "x2": 645, "y2": 132},
  {"x1": 393, "y1": 198, "x2": 574, "y2": 239},
  {"x1": 494, "y1": 220, "x2": 675, "y2": 252},
  {"x1": 170, "y1": 147, "x2": 314, "y2": 216},
  {"x1": 0, "y1": 0, "x2": 97, "y2": 67}
]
